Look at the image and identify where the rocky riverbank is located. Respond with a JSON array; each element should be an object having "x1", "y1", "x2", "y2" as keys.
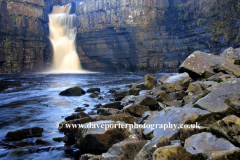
[
  {"x1": 3, "y1": 47, "x2": 240, "y2": 159},
  {"x1": 58, "y1": 47, "x2": 240, "y2": 159}
]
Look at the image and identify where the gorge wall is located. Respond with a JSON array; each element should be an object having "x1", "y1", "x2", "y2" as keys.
[{"x1": 0, "y1": 0, "x2": 240, "y2": 73}]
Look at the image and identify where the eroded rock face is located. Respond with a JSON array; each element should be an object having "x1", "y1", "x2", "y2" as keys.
[
  {"x1": 210, "y1": 115, "x2": 240, "y2": 146},
  {"x1": 184, "y1": 132, "x2": 240, "y2": 160},
  {"x1": 0, "y1": 0, "x2": 52, "y2": 73}
]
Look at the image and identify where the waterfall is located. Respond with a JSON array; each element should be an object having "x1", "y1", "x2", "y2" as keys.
[{"x1": 49, "y1": 4, "x2": 82, "y2": 72}]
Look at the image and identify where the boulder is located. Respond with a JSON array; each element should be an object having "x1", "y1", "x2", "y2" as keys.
[
  {"x1": 183, "y1": 94, "x2": 199, "y2": 105},
  {"x1": 114, "y1": 89, "x2": 130, "y2": 101},
  {"x1": 90, "y1": 93, "x2": 98, "y2": 98},
  {"x1": 138, "y1": 96, "x2": 158, "y2": 110},
  {"x1": 159, "y1": 75, "x2": 171, "y2": 83},
  {"x1": 155, "y1": 91, "x2": 172, "y2": 103},
  {"x1": 165, "y1": 100, "x2": 183, "y2": 107},
  {"x1": 74, "y1": 107, "x2": 86, "y2": 112},
  {"x1": 75, "y1": 121, "x2": 132, "y2": 154},
  {"x1": 186, "y1": 83, "x2": 203, "y2": 95},
  {"x1": 168, "y1": 90, "x2": 186, "y2": 100},
  {"x1": 194, "y1": 78, "x2": 240, "y2": 119},
  {"x1": 210, "y1": 115, "x2": 240, "y2": 146},
  {"x1": 65, "y1": 112, "x2": 90, "y2": 121},
  {"x1": 179, "y1": 51, "x2": 224, "y2": 79},
  {"x1": 87, "y1": 88, "x2": 100, "y2": 93},
  {"x1": 207, "y1": 72, "x2": 236, "y2": 82},
  {"x1": 162, "y1": 72, "x2": 192, "y2": 91},
  {"x1": 143, "y1": 107, "x2": 214, "y2": 139},
  {"x1": 220, "y1": 47, "x2": 239, "y2": 59},
  {"x1": 136, "y1": 82, "x2": 154, "y2": 90},
  {"x1": 102, "y1": 140, "x2": 148, "y2": 160},
  {"x1": 191, "y1": 81, "x2": 218, "y2": 90},
  {"x1": 5, "y1": 127, "x2": 43, "y2": 141},
  {"x1": 129, "y1": 88, "x2": 141, "y2": 96},
  {"x1": 184, "y1": 132, "x2": 240, "y2": 160},
  {"x1": 102, "y1": 102, "x2": 123, "y2": 110},
  {"x1": 135, "y1": 136, "x2": 170, "y2": 160},
  {"x1": 179, "y1": 127, "x2": 210, "y2": 144},
  {"x1": 80, "y1": 154, "x2": 101, "y2": 160},
  {"x1": 121, "y1": 95, "x2": 135, "y2": 106},
  {"x1": 138, "y1": 75, "x2": 157, "y2": 86},
  {"x1": 108, "y1": 89, "x2": 117, "y2": 93},
  {"x1": 215, "y1": 60, "x2": 240, "y2": 77},
  {"x1": 153, "y1": 144, "x2": 191, "y2": 160},
  {"x1": 59, "y1": 86, "x2": 86, "y2": 96},
  {"x1": 158, "y1": 83, "x2": 175, "y2": 93},
  {"x1": 124, "y1": 104, "x2": 150, "y2": 117},
  {"x1": 97, "y1": 108, "x2": 121, "y2": 116},
  {"x1": 120, "y1": 95, "x2": 158, "y2": 110}
]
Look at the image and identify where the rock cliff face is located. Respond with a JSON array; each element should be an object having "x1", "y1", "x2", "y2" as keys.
[
  {"x1": 0, "y1": 0, "x2": 239, "y2": 73},
  {"x1": 75, "y1": 0, "x2": 240, "y2": 72}
]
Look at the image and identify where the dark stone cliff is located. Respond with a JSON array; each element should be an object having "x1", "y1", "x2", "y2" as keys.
[{"x1": 0, "y1": 0, "x2": 240, "y2": 73}]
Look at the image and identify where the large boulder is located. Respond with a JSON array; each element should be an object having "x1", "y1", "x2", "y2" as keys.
[
  {"x1": 184, "y1": 132, "x2": 240, "y2": 160},
  {"x1": 186, "y1": 83, "x2": 203, "y2": 95},
  {"x1": 114, "y1": 89, "x2": 130, "y2": 101},
  {"x1": 179, "y1": 51, "x2": 224, "y2": 79},
  {"x1": 220, "y1": 47, "x2": 239, "y2": 59},
  {"x1": 138, "y1": 75, "x2": 157, "y2": 86},
  {"x1": 59, "y1": 86, "x2": 86, "y2": 96},
  {"x1": 135, "y1": 136, "x2": 170, "y2": 160},
  {"x1": 210, "y1": 115, "x2": 240, "y2": 146},
  {"x1": 124, "y1": 104, "x2": 150, "y2": 117},
  {"x1": 120, "y1": 95, "x2": 158, "y2": 110},
  {"x1": 75, "y1": 121, "x2": 132, "y2": 154},
  {"x1": 153, "y1": 144, "x2": 191, "y2": 160},
  {"x1": 5, "y1": 127, "x2": 43, "y2": 140},
  {"x1": 135, "y1": 82, "x2": 155, "y2": 90},
  {"x1": 207, "y1": 72, "x2": 236, "y2": 82},
  {"x1": 159, "y1": 75, "x2": 172, "y2": 83},
  {"x1": 162, "y1": 72, "x2": 192, "y2": 91},
  {"x1": 194, "y1": 78, "x2": 240, "y2": 119},
  {"x1": 102, "y1": 140, "x2": 148, "y2": 160},
  {"x1": 102, "y1": 102, "x2": 123, "y2": 110},
  {"x1": 215, "y1": 60, "x2": 240, "y2": 77},
  {"x1": 154, "y1": 91, "x2": 172, "y2": 103},
  {"x1": 143, "y1": 107, "x2": 214, "y2": 139},
  {"x1": 87, "y1": 88, "x2": 100, "y2": 93}
]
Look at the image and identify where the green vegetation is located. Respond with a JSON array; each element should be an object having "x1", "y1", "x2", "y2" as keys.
[
  {"x1": 184, "y1": 0, "x2": 240, "y2": 19},
  {"x1": 3, "y1": 36, "x2": 8, "y2": 50}
]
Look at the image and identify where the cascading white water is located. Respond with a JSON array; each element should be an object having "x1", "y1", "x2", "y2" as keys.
[{"x1": 49, "y1": 4, "x2": 82, "y2": 72}]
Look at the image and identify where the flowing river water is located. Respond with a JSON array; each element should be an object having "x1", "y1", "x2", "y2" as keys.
[{"x1": 0, "y1": 72, "x2": 169, "y2": 160}]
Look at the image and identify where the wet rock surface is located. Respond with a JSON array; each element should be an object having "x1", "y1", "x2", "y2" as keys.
[
  {"x1": 59, "y1": 87, "x2": 86, "y2": 96},
  {"x1": 5, "y1": 127, "x2": 43, "y2": 141}
]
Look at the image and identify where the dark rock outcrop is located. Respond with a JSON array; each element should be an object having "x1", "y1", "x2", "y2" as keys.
[
  {"x1": 5, "y1": 127, "x2": 43, "y2": 140},
  {"x1": 59, "y1": 86, "x2": 86, "y2": 96}
]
